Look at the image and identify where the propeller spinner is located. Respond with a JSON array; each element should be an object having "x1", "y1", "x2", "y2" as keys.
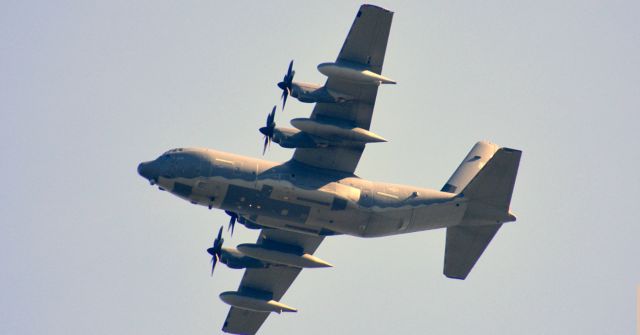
[
  {"x1": 206, "y1": 226, "x2": 224, "y2": 276},
  {"x1": 277, "y1": 60, "x2": 295, "y2": 110},
  {"x1": 258, "y1": 106, "x2": 276, "y2": 155}
]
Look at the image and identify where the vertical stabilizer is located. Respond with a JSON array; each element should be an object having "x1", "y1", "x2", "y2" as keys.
[{"x1": 441, "y1": 141, "x2": 499, "y2": 194}]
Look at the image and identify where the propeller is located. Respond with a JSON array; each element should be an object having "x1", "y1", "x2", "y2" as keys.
[
  {"x1": 277, "y1": 60, "x2": 295, "y2": 110},
  {"x1": 258, "y1": 106, "x2": 276, "y2": 155},
  {"x1": 206, "y1": 226, "x2": 224, "y2": 276},
  {"x1": 224, "y1": 210, "x2": 240, "y2": 236}
]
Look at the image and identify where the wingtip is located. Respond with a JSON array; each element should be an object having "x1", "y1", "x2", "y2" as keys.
[
  {"x1": 361, "y1": 4, "x2": 394, "y2": 14},
  {"x1": 444, "y1": 271, "x2": 468, "y2": 280}
]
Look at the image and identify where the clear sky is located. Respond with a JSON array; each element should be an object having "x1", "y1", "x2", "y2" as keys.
[{"x1": 2, "y1": 1, "x2": 639, "y2": 334}]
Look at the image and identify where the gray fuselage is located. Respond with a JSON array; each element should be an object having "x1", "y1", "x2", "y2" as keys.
[{"x1": 138, "y1": 147, "x2": 468, "y2": 237}]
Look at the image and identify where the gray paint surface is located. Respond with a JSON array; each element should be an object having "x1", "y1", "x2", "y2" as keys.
[{"x1": 2, "y1": 1, "x2": 639, "y2": 335}]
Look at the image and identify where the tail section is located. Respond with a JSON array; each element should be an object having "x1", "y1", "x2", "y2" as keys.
[
  {"x1": 458, "y1": 147, "x2": 521, "y2": 224},
  {"x1": 443, "y1": 144, "x2": 522, "y2": 280},
  {"x1": 444, "y1": 224, "x2": 502, "y2": 279},
  {"x1": 441, "y1": 141, "x2": 499, "y2": 194}
]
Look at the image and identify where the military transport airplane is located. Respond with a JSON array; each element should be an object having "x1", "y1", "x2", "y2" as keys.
[{"x1": 137, "y1": 4, "x2": 521, "y2": 335}]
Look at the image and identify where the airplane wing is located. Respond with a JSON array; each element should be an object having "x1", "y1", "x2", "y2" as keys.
[
  {"x1": 221, "y1": 229, "x2": 324, "y2": 335},
  {"x1": 223, "y1": 6, "x2": 393, "y2": 333},
  {"x1": 293, "y1": 4, "x2": 394, "y2": 174}
]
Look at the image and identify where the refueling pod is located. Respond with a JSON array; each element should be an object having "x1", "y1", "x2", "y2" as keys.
[
  {"x1": 219, "y1": 291, "x2": 297, "y2": 313},
  {"x1": 290, "y1": 118, "x2": 387, "y2": 144},
  {"x1": 317, "y1": 62, "x2": 396, "y2": 85},
  {"x1": 236, "y1": 243, "x2": 333, "y2": 268}
]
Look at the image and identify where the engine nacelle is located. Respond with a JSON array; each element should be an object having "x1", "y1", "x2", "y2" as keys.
[
  {"x1": 220, "y1": 247, "x2": 265, "y2": 269},
  {"x1": 272, "y1": 127, "x2": 318, "y2": 149},
  {"x1": 290, "y1": 82, "x2": 342, "y2": 104},
  {"x1": 235, "y1": 215, "x2": 262, "y2": 230}
]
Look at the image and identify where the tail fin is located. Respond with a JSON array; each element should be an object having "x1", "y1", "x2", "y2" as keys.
[
  {"x1": 443, "y1": 145, "x2": 522, "y2": 280},
  {"x1": 441, "y1": 141, "x2": 500, "y2": 194}
]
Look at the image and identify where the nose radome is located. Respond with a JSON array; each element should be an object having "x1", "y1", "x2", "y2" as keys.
[
  {"x1": 137, "y1": 163, "x2": 145, "y2": 176},
  {"x1": 137, "y1": 161, "x2": 155, "y2": 181}
]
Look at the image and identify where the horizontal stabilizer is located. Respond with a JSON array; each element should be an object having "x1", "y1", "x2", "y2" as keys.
[{"x1": 444, "y1": 224, "x2": 502, "y2": 280}]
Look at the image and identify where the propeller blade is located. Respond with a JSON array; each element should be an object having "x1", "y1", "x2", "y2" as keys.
[
  {"x1": 262, "y1": 136, "x2": 269, "y2": 155},
  {"x1": 282, "y1": 90, "x2": 288, "y2": 110},
  {"x1": 216, "y1": 225, "x2": 223, "y2": 241},
  {"x1": 267, "y1": 106, "x2": 276, "y2": 127},
  {"x1": 210, "y1": 255, "x2": 217, "y2": 276},
  {"x1": 278, "y1": 60, "x2": 294, "y2": 110},
  {"x1": 208, "y1": 226, "x2": 224, "y2": 277},
  {"x1": 228, "y1": 215, "x2": 236, "y2": 236},
  {"x1": 224, "y1": 211, "x2": 238, "y2": 236},
  {"x1": 287, "y1": 60, "x2": 293, "y2": 77},
  {"x1": 260, "y1": 106, "x2": 277, "y2": 155}
]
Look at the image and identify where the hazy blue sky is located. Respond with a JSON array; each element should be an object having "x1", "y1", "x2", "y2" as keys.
[{"x1": 2, "y1": 1, "x2": 639, "y2": 334}]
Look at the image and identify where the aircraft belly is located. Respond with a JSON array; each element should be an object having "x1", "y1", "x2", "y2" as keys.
[
  {"x1": 304, "y1": 207, "x2": 370, "y2": 236},
  {"x1": 161, "y1": 173, "x2": 464, "y2": 238},
  {"x1": 206, "y1": 177, "x2": 370, "y2": 235},
  {"x1": 358, "y1": 202, "x2": 467, "y2": 237},
  {"x1": 220, "y1": 183, "x2": 311, "y2": 224},
  {"x1": 358, "y1": 209, "x2": 411, "y2": 237},
  {"x1": 407, "y1": 202, "x2": 468, "y2": 232}
]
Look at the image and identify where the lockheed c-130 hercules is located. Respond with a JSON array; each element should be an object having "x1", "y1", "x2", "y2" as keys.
[{"x1": 138, "y1": 4, "x2": 521, "y2": 335}]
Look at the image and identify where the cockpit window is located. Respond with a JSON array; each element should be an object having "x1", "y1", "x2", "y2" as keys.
[{"x1": 163, "y1": 148, "x2": 184, "y2": 155}]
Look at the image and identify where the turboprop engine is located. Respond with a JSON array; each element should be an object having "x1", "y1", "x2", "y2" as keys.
[
  {"x1": 207, "y1": 227, "x2": 265, "y2": 274},
  {"x1": 219, "y1": 247, "x2": 266, "y2": 269},
  {"x1": 259, "y1": 106, "x2": 318, "y2": 154},
  {"x1": 258, "y1": 105, "x2": 388, "y2": 154},
  {"x1": 276, "y1": 60, "x2": 352, "y2": 110}
]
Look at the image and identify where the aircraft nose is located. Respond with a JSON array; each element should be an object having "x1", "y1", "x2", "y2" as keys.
[
  {"x1": 137, "y1": 161, "x2": 158, "y2": 183},
  {"x1": 137, "y1": 162, "x2": 146, "y2": 177}
]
